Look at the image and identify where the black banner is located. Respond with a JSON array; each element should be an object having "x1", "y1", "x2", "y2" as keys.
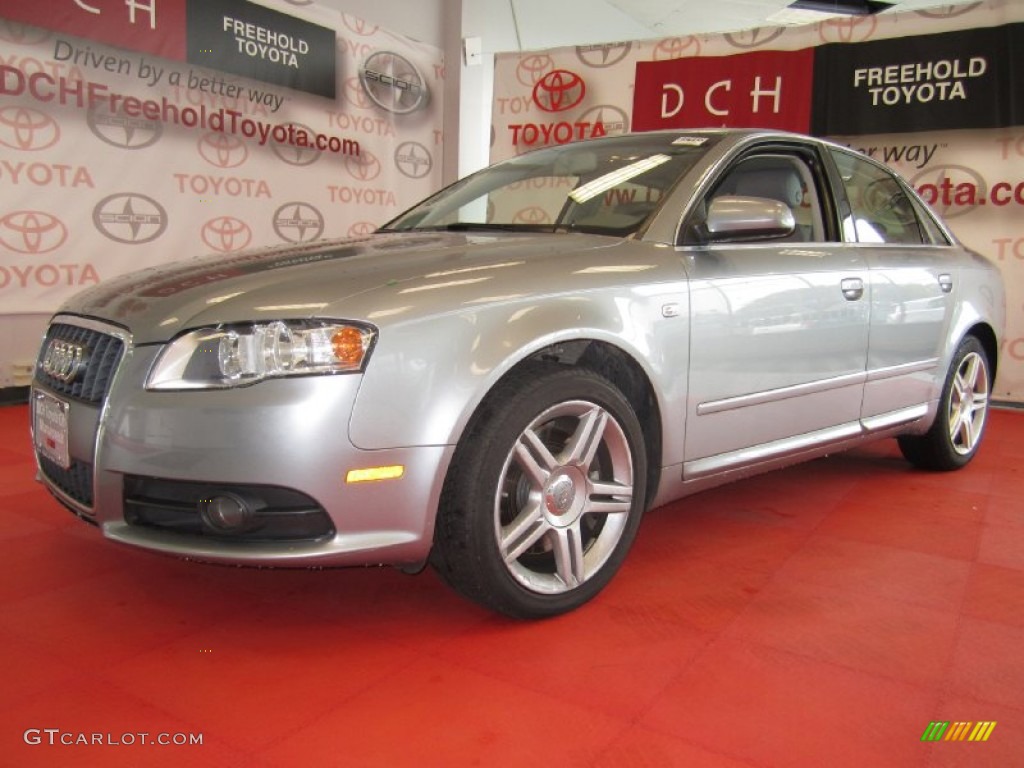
[
  {"x1": 811, "y1": 24, "x2": 1024, "y2": 136},
  {"x1": 186, "y1": 0, "x2": 336, "y2": 99}
]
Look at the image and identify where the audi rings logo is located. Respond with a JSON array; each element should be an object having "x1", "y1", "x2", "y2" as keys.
[
  {"x1": 87, "y1": 105, "x2": 162, "y2": 149},
  {"x1": 273, "y1": 203, "x2": 324, "y2": 243},
  {"x1": 359, "y1": 51, "x2": 429, "y2": 114},
  {"x1": 0, "y1": 210, "x2": 68, "y2": 254},
  {"x1": 0, "y1": 107, "x2": 59, "y2": 151},
  {"x1": 516, "y1": 54, "x2": 555, "y2": 87},
  {"x1": 198, "y1": 132, "x2": 248, "y2": 168},
  {"x1": 724, "y1": 28, "x2": 785, "y2": 49},
  {"x1": 93, "y1": 193, "x2": 168, "y2": 244},
  {"x1": 271, "y1": 123, "x2": 322, "y2": 166},
  {"x1": 345, "y1": 149, "x2": 382, "y2": 182},
  {"x1": 532, "y1": 70, "x2": 586, "y2": 113},
  {"x1": 202, "y1": 216, "x2": 252, "y2": 253},
  {"x1": 819, "y1": 17, "x2": 877, "y2": 44},
  {"x1": 347, "y1": 221, "x2": 376, "y2": 237},
  {"x1": 916, "y1": 3, "x2": 981, "y2": 18},
  {"x1": 579, "y1": 105, "x2": 629, "y2": 136},
  {"x1": 394, "y1": 141, "x2": 433, "y2": 179},
  {"x1": 653, "y1": 37, "x2": 701, "y2": 61},
  {"x1": 41, "y1": 340, "x2": 87, "y2": 384},
  {"x1": 576, "y1": 43, "x2": 632, "y2": 68}
]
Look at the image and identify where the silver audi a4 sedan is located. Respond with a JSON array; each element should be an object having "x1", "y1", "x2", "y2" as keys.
[{"x1": 31, "y1": 129, "x2": 1005, "y2": 617}]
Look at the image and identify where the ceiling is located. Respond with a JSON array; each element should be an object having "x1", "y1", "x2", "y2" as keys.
[{"x1": 474, "y1": 0, "x2": 984, "y2": 52}]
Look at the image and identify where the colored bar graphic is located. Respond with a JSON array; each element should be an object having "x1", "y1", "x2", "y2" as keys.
[{"x1": 922, "y1": 721, "x2": 996, "y2": 742}]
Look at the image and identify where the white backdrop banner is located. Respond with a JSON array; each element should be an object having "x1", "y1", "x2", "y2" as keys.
[
  {"x1": 490, "y1": 0, "x2": 1024, "y2": 402},
  {"x1": 0, "y1": 1, "x2": 444, "y2": 314}
]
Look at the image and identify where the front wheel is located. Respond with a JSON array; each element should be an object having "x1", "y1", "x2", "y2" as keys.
[
  {"x1": 898, "y1": 336, "x2": 992, "y2": 471},
  {"x1": 432, "y1": 366, "x2": 647, "y2": 618}
]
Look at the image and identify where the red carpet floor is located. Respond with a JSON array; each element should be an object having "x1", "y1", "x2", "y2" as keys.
[{"x1": 0, "y1": 402, "x2": 1021, "y2": 767}]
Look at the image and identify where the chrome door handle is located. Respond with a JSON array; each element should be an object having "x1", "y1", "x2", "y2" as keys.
[
  {"x1": 938, "y1": 273, "x2": 953, "y2": 294},
  {"x1": 840, "y1": 277, "x2": 864, "y2": 301}
]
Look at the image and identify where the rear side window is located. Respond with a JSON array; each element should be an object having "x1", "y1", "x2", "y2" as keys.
[{"x1": 830, "y1": 149, "x2": 933, "y2": 245}]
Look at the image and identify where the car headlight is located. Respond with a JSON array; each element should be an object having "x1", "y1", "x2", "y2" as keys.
[{"x1": 146, "y1": 320, "x2": 376, "y2": 390}]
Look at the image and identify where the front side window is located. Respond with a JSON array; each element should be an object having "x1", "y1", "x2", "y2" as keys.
[{"x1": 830, "y1": 149, "x2": 929, "y2": 245}]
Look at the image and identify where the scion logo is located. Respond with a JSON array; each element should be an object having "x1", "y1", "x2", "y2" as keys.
[
  {"x1": 343, "y1": 15, "x2": 379, "y2": 36},
  {"x1": 0, "y1": 107, "x2": 59, "y2": 151},
  {"x1": 87, "y1": 105, "x2": 162, "y2": 150},
  {"x1": 0, "y1": 210, "x2": 68, "y2": 254},
  {"x1": 514, "y1": 206, "x2": 551, "y2": 225},
  {"x1": 347, "y1": 221, "x2": 376, "y2": 237},
  {"x1": 653, "y1": 37, "x2": 701, "y2": 61},
  {"x1": 516, "y1": 54, "x2": 555, "y2": 87},
  {"x1": 0, "y1": 20, "x2": 51, "y2": 45},
  {"x1": 394, "y1": 141, "x2": 433, "y2": 179},
  {"x1": 344, "y1": 77, "x2": 373, "y2": 110},
  {"x1": 41, "y1": 340, "x2": 87, "y2": 384},
  {"x1": 202, "y1": 216, "x2": 253, "y2": 253},
  {"x1": 274, "y1": 203, "x2": 325, "y2": 243},
  {"x1": 198, "y1": 132, "x2": 249, "y2": 169},
  {"x1": 359, "y1": 51, "x2": 428, "y2": 114},
  {"x1": 916, "y1": 3, "x2": 981, "y2": 18},
  {"x1": 579, "y1": 105, "x2": 628, "y2": 136},
  {"x1": 910, "y1": 165, "x2": 987, "y2": 220},
  {"x1": 532, "y1": 70, "x2": 586, "y2": 113},
  {"x1": 724, "y1": 28, "x2": 785, "y2": 49},
  {"x1": 93, "y1": 193, "x2": 168, "y2": 244},
  {"x1": 345, "y1": 148, "x2": 382, "y2": 182},
  {"x1": 271, "y1": 123, "x2": 321, "y2": 166},
  {"x1": 819, "y1": 17, "x2": 877, "y2": 44},
  {"x1": 576, "y1": 43, "x2": 632, "y2": 69}
]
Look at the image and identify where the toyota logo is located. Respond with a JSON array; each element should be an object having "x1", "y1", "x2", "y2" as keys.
[
  {"x1": 514, "y1": 206, "x2": 551, "y2": 225},
  {"x1": 516, "y1": 54, "x2": 555, "y2": 87},
  {"x1": 910, "y1": 165, "x2": 987, "y2": 220},
  {"x1": 41, "y1": 340, "x2": 87, "y2": 384},
  {"x1": 0, "y1": 107, "x2": 59, "y2": 151},
  {"x1": 724, "y1": 28, "x2": 785, "y2": 49},
  {"x1": 343, "y1": 15, "x2": 379, "y2": 36},
  {"x1": 347, "y1": 221, "x2": 376, "y2": 237},
  {"x1": 653, "y1": 37, "x2": 702, "y2": 61},
  {"x1": 532, "y1": 70, "x2": 586, "y2": 113},
  {"x1": 198, "y1": 132, "x2": 249, "y2": 168},
  {"x1": 819, "y1": 17, "x2": 878, "y2": 44},
  {"x1": 345, "y1": 149, "x2": 382, "y2": 182},
  {"x1": 202, "y1": 216, "x2": 252, "y2": 252},
  {"x1": 93, "y1": 193, "x2": 168, "y2": 244},
  {"x1": 916, "y1": 3, "x2": 981, "y2": 18},
  {"x1": 87, "y1": 105, "x2": 162, "y2": 150},
  {"x1": 271, "y1": 123, "x2": 322, "y2": 166},
  {"x1": 0, "y1": 210, "x2": 68, "y2": 254},
  {"x1": 394, "y1": 141, "x2": 433, "y2": 179},
  {"x1": 359, "y1": 51, "x2": 428, "y2": 114},
  {"x1": 576, "y1": 43, "x2": 632, "y2": 69},
  {"x1": 273, "y1": 202, "x2": 325, "y2": 243}
]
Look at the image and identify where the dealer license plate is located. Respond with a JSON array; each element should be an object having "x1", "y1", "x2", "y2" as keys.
[{"x1": 33, "y1": 390, "x2": 71, "y2": 470}]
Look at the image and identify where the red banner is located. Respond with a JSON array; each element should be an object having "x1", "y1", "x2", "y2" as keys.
[
  {"x1": 2, "y1": 0, "x2": 188, "y2": 62},
  {"x1": 632, "y1": 48, "x2": 815, "y2": 132}
]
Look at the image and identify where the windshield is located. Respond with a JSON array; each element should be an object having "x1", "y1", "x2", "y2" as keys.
[{"x1": 382, "y1": 134, "x2": 718, "y2": 237}]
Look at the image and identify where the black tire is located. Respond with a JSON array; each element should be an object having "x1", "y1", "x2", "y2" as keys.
[
  {"x1": 898, "y1": 336, "x2": 991, "y2": 471},
  {"x1": 431, "y1": 364, "x2": 647, "y2": 619}
]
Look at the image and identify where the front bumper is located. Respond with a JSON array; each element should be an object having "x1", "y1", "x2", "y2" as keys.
[{"x1": 32, "y1": 315, "x2": 453, "y2": 568}]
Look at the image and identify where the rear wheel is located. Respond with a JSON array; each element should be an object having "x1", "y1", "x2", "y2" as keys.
[
  {"x1": 898, "y1": 336, "x2": 991, "y2": 471},
  {"x1": 432, "y1": 365, "x2": 647, "y2": 618}
]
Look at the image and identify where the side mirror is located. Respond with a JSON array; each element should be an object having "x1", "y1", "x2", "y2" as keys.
[{"x1": 703, "y1": 195, "x2": 796, "y2": 242}]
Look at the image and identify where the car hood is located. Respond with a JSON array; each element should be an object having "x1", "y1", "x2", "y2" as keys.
[{"x1": 62, "y1": 231, "x2": 628, "y2": 343}]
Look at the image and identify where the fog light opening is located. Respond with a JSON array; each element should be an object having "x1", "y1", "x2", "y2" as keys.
[{"x1": 199, "y1": 493, "x2": 254, "y2": 533}]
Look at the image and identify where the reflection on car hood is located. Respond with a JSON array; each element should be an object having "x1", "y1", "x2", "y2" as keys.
[{"x1": 62, "y1": 232, "x2": 625, "y2": 343}]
